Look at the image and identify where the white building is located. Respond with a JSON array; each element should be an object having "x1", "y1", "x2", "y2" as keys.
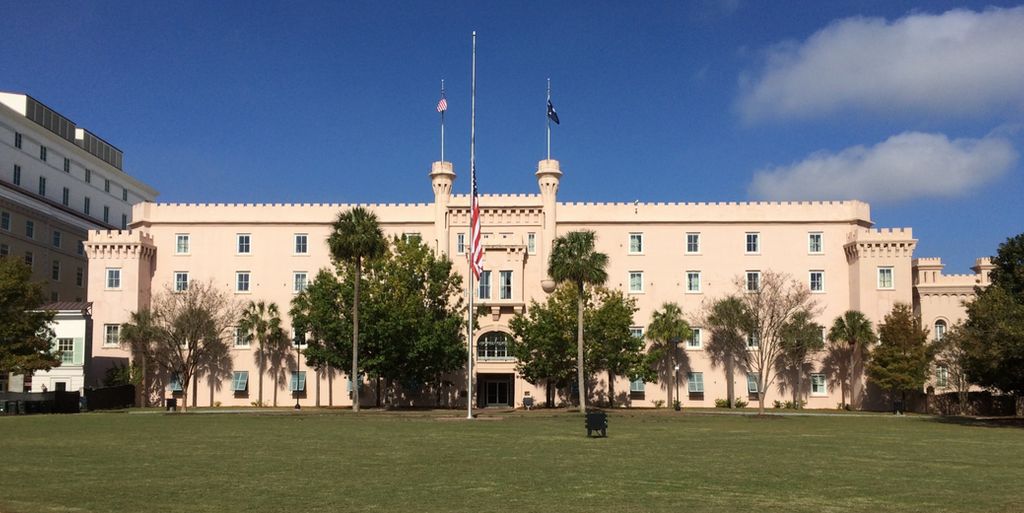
[{"x1": 29, "y1": 302, "x2": 92, "y2": 393}]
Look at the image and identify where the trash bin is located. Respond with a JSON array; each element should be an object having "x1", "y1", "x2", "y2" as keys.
[
  {"x1": 166, "y1": 398, "x2": 177, "y2": 412},
  {"x1": 893, "y1": 400, "x2": 905, "y2": 415},
  {"x1": 585, "y1": 411, "x2": 608, "y2": 437}
]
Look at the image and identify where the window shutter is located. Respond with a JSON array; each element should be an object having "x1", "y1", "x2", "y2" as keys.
[{"x1": 72, "y1": 337, "x2": 85, "y2": 365}]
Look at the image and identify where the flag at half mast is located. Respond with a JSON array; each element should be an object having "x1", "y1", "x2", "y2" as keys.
[{"x1": 469, "y1": 162, "x2": 484, "y2": 279}]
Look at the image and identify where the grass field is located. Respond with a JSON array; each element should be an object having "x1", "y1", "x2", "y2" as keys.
[{"x1": 1, "y1": 409, "x2": 1022, "y2": 513}]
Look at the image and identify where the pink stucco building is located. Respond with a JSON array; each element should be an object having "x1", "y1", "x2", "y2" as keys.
[{"x1": 84, "y1": 158, "x2": 988, "y2": 409}]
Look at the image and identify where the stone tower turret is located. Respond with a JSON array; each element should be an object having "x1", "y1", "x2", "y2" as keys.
[
  {"x1": 536, "y1": 159, "x2": 562, "y2": 292},
  {"x1": 430, "y1": 161, "x2": 455, "y2": 255}
]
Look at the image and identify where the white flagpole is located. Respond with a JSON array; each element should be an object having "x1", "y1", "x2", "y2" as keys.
[
  {"x1": 546, "y1": 78, "x2": 551, "y2": 160},
  {"x1": 467, "y1": 31, "x2": 477, "y2": 420},
  {"x1": 440, "y1": 79, "x2": 445, "y2": 162}
]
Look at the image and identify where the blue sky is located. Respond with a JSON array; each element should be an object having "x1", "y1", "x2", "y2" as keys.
[{"x1": 2, "y1": 1, "x2": 1022, "y2": 271}]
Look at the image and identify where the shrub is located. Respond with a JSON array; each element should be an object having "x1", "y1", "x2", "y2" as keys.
[
  {"x1": 714, "y1": 398, "x2": 731, "y2": 408},
  {"x1": 734, "y1": 398, "x2": 748, "y2": 408},
  {"x1": 672, "y1": 400, "x2": 681, "y2": 410},
  {"x1": 653, "y1": 400, "x2": 666, "y2": 408},
  {"x1": 773, "y1": 400, "x2": 783, "y2": 409}
]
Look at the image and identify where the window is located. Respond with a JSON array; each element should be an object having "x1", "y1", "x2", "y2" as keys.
[
  {"x1": 934, "y1": 320, "x2": 947, "y2": 341},
  {"x1": 52, "y1": 230, "x2": 61, "y2": 248},
  {"x1": 686, "y1": 233, "x2": 700, "y2": 254},
  {"x1": 38, "y1": 176, "x2": 46, "y2": 196},
  {"x1": 85, "y1": 169, "x2": 91, "y2": 183},
  {"x1": 236, "y1": 272, "x2": 250, "y2": 293},
  {"x1": 174, "y1": 272, "x2": 189, "y2": 292},
  {"x1": 1, "y1": 211, "x2": 8, "y2": 230},
  {"x1": 687, "y1": 328, "x2": 702, "y2": 349},
  {"x1": 103, "y1": 206, "x2": 109, "y2": 224},
  {"x1": 629, "y1": 271, "x2": 644, "y2": 293},
  {"x1": 402, "y1": 232, "x2": 421, "y2": 243},
  {"x1": 745, "y1": 232, "x2": 759, "y2": 253},
  {"x1": 12, "y1": 164, "x2": 20, "y2": 186},
  {"x1": 104, "y1": 324, "x2": 120, "y2": 347},
  {"x1": 293, "y1": 272, "x2": 308, "y2": 293},
  {"x1": 106, "y1": 268, "x2": 121, "y2": 289},
  {"x1": 687, "y1": 372, "x2": 704, "y2": 393},
  {"x1": 232, "y1": 371, "x2": 249, "y2": 392},
  {"x1": 51, "y1": 260, "x2": 60, "y2": 280},
  {"x1": 59, "y1": 338, "x2": 75, "y2": 364},
  {"x1": 77, "y1": 241, "x2": 83, "y2": 256},
  {"x1": 936, "y1": 365, "x2": 949, "y2": 388},
  {"x1": 75, "y1": 267, "x2": 83, "y2": 287},
  {"x1": 104, "y1": 179, "x2": 110, "y2": 193},
  {"x1": 0, "y1": 244, "x2": 7, "y2": 257},
  {"x1": 477, "y1": 332, "x2": 510, "y2": 359},
  {"x1": 811, "y1": 374, "x2": 827, "y2": 396},
  {"x1": 745, "y1": 271, "x2": 760, "y2": 292},
  {"x1": 747, "y1": 331, "x2": 759, "y2": 349},
  {"x1": 294, "y1": 234, "x2": 308, "y2": 254},
  {"x1": 290, "y1": 371, "x2": 307, "y2": 392},
  {"x1": 878, "y1": 267, "x2": 894, "y2": 289},
  {"x1": 747, "y1": 372, "x2": 760, "y2": 394},
  {"x1": 168, "y1": 373, "x2": 183, "y2": 392},
  {"x1": 84, "y1": 197, "x2": 91, "y2": 215},
  {"x1": 122, "y1": 188, "x2": 128, "y2": 201},
  {"x1": 808, "y1": 232, "x2": 823, "y2": 254},
  {"x1": 59, "y1": 186, "x2": 69, "y2": 206},
  {"x1": 809, "y1": 271, "x2": 824, "y2": 292},
  {"x1": 24, "y1": 251, "x2": 33, "y2": 268},
  {"x1": 478, "y1": 270, "x2": 491, "y2": 299},
  {"x1": 527, "y1": 232, "x2": 536, "y2": 254},
  {"x1": 25, "y1": 220, "x2": 34, "y2": 239},
  {"x1": 630, "y1": 378, "x2": 645, "y2": 393},
  {"x1": 629, "y1": 232, "x2": 643, "y2": 254},
  {"x1": 499, "y1": 270, "x2": 513, "y2": 300},
  {"x1": 234, "y1": 327, "x2": 249, "y2": 348},
  {"x1": 175, "y1": 234, "x2": 190, "y2": 254},
  {"x1": 40, "y1": 145, "x2": 47, "y2": 161},
  {"x1": 237, "y1": 234, "x2": 251, "y2": 254},
  {"x1": 456, "y1": 232, "x2": 466, "y2": 254},
  {"x1": 686, "y1": 271, "x2": 701, "y2": 293},
  {"x1": 14, "y1": 132, "x2": 22, "y2": 148},
  {"x1": 121, "y1": 214, "x2": 127, "y2": 230},
  {"x1": 63, "y1": 158, "x2": 70, "y2": 173},
  {"x1": 630, "y1": 327, "x2": 644, "y2": 339}
]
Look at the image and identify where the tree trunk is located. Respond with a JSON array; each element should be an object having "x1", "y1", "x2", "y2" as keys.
[
  {"x1": 258, "y1": 354, "x2": 264, "y2": 407},
  {"x1": 328, "y1": 369, "x2": 334, "y2": 407},
  {"x1": 316, "y1": 369, "x2": 321, "y2": 407},
  {"x1": 191, "y1": 374, "x2": 198, "y2": 409},
  {"x1": 180, "y1": 383, "x2": 188, "y2": 413},
  {"x1": 607, "y1": 370, "x2": 615, "y2": 408},
  {"x1": 376, "y1": 375, "x2": 382, "y2": 408},
  {"x1": 273, "y1": 369, "x2": 278, "y2": 407},
  {"x1": 667, "y1": 350, "x2": 675, "y2": 409},
  {"x1": 758, "y1": 375, "x2": 765, "y2": 415},
  {"x1": 576, "y1": 283, "x2": 586, "y2": 413},
  {"x1": 725, "y1": 358, "x2": 735, "y2": 408},
  {"x1": 352, "y1": 258, "x2": 361, "y2": 412},
  {"x1": 794, "y1": 372, "x2": 802, "y2": 408},
  {"x1": 209, "y1": 374, "x2": 214, "y2": 406},
  {"x1": 545, "y1": 379, "x2": 553, "y2": 408},
  {"x1": 849, "y1": 342, "x2": 858, "y2": 410}
]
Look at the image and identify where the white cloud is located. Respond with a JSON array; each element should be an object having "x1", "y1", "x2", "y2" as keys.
[
  {"x1": 748, "y1": 132, "x2": 1017, "y2": 202},
  {"x1": 738, "y1": 7, "x2": 1024, "y2": 121}
]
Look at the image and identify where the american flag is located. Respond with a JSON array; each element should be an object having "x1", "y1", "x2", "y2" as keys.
[
  {"x1": 437, "y1": 97, "x2": 448, "y2": 113},
  {"x1": 469, "y1": 163, "x2": 483, "y2": 279}
]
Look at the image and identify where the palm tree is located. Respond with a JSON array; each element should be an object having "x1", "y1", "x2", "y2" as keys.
[
  {"x1": 120, "y1": 309, "x2": 163, "y2": 407},
  {"x1": 548, "y1": 230, "x2": 608, "y2": 412},
  {"x1": 779, "y1": 310, "x2": 824, "y2": 408},
  {"x1": 705, "y1": 296, "x2": 750, "y2": 408},
  {"x1": 328, "y1": 206, "x2": 386, "y2": 412},
  {"x1": 828, "y1": 310, "x2": 874, "y2": 409},
  {"x1": 646, "y1": 302, "x2": 692, "y2": 409},
  {"x1": 237, "y1": 300, "x2": 282, "y2": 407}
]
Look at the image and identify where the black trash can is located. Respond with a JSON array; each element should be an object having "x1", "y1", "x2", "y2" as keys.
[{"x1": 166, "y1": 398, "x2": 177, "y2": 412}]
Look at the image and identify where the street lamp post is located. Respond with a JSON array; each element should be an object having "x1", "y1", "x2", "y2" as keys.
[
  {"x1": 674, "y1": 364, "x2": 681, "y2": 411},
  {"x1": 294, "y1": 334, "x2": 302, "y2": 411}
]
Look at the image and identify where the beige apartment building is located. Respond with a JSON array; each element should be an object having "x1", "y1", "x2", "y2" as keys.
[{"x1": 84, "y1": 158, "x2": 988, "y2": 409}]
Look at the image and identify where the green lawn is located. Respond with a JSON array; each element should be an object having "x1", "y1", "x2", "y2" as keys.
[{"x1": 1, "y1": 410, "x2": 1022, "y2": 513}]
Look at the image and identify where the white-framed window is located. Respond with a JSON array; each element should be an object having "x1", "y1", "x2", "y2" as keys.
[
  {"x1": 237, "y1": 233, "x2": 251, "y2": 254},
  {"x1": 747, "y1": 372, "x2": 760, "y2": 394},
  {"x1": 174, "y1": 272, "x2": 189, "y2": 292},
  {"x1": 477, "y1": 332, "x2": 511, "y2": 359},
  {"x1": 0, "y1": 211, "x2": 9, "y2": 231},
  {"x1": 686, "y1": 232, "x2": 700, "y2": 254},
  {"x1": 456, "y1": 232, "x2": 466, "y2": 254},
  {"x1": 811, "y1": 373, "x2": 827, "y2": 396},
  {"x1": 25, "y1": 251, "x2": 33, "y2": 268},
  {"x1": 58, "y1": 338, "x2": 75, "y2": 364},
  {"x1": 231, "y1": 371, "x2": 249, "y2": 392},
  {"x1": 809, "y1": 271, "x2": 824, "y2": 292},
  {"x1": 629, "y1": 232, "x2": 643, "y2": 254},
  {"x1": 629, "y1": 271, "x2": 644, "y2": 293},
  {"x1": 168, "y1": 373, "x2": 183, "y2": 392},
  {"x1": 291, "y1": 233, "x2": 307, "y2": 254},
  {"x1": 104, "y1": 324, "x2": 120, "y2": 347},
  {"x1": 402, "y1": 232, "x2": 421, "y2": 243},
  {"x1": 478, "y1": 270, "x2": 491, "y2": 299},
  {"x1": 26, "y1": 220, "x2": 34, "y2": 238},
  {"x1": 51, "y1": 260, "x2": 60, "y2": 280},
  {"x1": 52, "y1": 230, "x2": 62, "y2": 248},
  {"x1": 630, "y1": 378, "x2": 645, "y2": 393},
  {"x1": 175, "y1": 234, "x2": 190, "y2": 254},
  {"x1": 499, "y1": 270, "x2": 513, "y2": 300},
  {"x1": 236, "y1": 271, "x2": 250, "y2": 293},
  {"x1": 934, "y1": 320, "x2": 947, "y2": 341},
  {"x1": 808, "y1": 232, "x2": 823, "y2": 254},
  {"x1": 686, "y1": 271, "x2": 701, "y2": 293},
  {"x1": 877, "y1": 267, "x2": 894, "y2": 289},
  {"x1": 687, "y1": 372, "x2": 704, "y2": 393},
  {"x1": 234, "y1": 327, "x2": 250, "y2": 348},
  {"x1": 106, "y1": 268, "x2": 121, "y2": 289},
  {"x1": 527, "y1": 232, "x2": 536, "y2": 254},
  {"x1": 12, "y1": 164, "x2": 21, "y2": 186},
  {"x1": 746, "y1": 331, "x2": 759, "y2": 349},
  {"x1": 290, "y1": 371, "x2": 307, "y2": 392},
  {"x1": 687, "y1": 328, "x2": 702, "y2": 349},
  {"x1": 745, "y1": 232, "x2": 759, "y2": 254},
  {"x1": 936, "y1": 365, "x2": 949, "y2": 388},
  {"x1": 630, "y1": 326, "x2": 644, "y2": 339},
  {"x1": 745, "y1": 271, "x2": 760, "y2": 292},
  {"x1": 293, "y1": 272, "x2": 308, "y2": 293}
]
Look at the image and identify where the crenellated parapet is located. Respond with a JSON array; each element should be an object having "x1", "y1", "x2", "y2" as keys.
[
  {"x1": 914, "y1": 256, "x2": 991, "y2": 297},
  {"x1": 557, "y1": 199, "x2": 872, "y2": 225},
  {"x1": 84, "y1": 229, "x2": 156, "y2": 261},
  {"x1": 844, "y1": 227, "x2": 916, "y2": 262}
]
